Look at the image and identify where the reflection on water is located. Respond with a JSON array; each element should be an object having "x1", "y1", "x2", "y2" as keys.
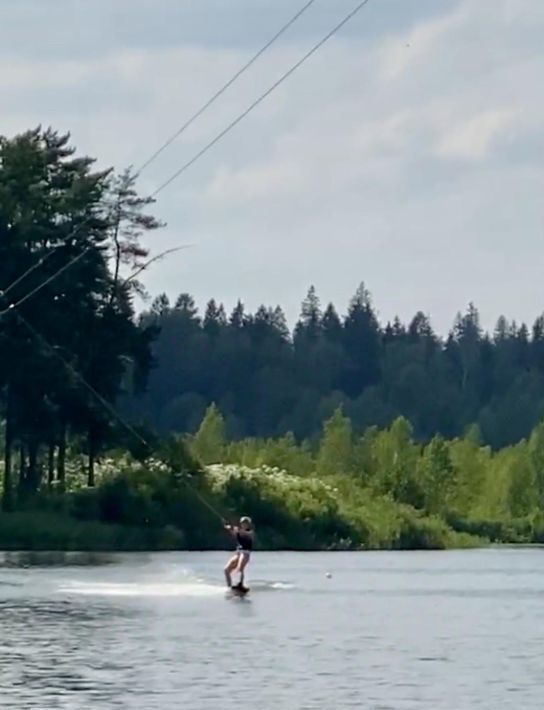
[
  {"x1": 0, "y1": 551, "x2": 116, "y2": 568},
  {"x1": 0, "y1": 549, "x2": 543, "y2": 709}
]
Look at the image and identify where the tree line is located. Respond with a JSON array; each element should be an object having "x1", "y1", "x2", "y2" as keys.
[{"x1": 136, "y1": 287, "x2": 544, "y2": 449}]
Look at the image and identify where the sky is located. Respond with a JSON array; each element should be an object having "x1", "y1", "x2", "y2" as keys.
[{"x1": 1, "y1": 0, "x2": 543, "y2": 335}]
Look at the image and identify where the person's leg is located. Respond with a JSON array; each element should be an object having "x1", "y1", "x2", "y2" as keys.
[
  {"x1": 224, "y1": 554, "x2": 239, "y2": 587},
  {"x1": 236, "y1": 553, "x2": 250, "y2": 586}
]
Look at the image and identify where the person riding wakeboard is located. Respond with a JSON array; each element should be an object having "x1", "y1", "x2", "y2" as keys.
[{"x1": 223, "y1": 516, "x2": 254, "y2": 591}]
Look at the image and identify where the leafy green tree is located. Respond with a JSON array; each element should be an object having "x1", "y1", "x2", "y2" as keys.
[
  {"x1": 256, "y1": 432, "x2": 314, "y2": 475},
  {"x1": 528, "y1": 421, "x2": 544, "y2": 507},
  {"x1": 352, "y1": 425, "x2": 380, "y2": 482},
  {"x1": 372, "y1": 417, "x2": 419, "y2": 505},
  {"x1": 192, "y1": 404, "x2": 226, "y2": 464},
  {"x1": 507, "y1": 450, "x2": 537, "y2": 518},
  {"x1": 316, "y1": 407, "x2": 352, "y2": 476},
  {"x1": 418, "y1": 436, "x2": 456, "y2": 514}
]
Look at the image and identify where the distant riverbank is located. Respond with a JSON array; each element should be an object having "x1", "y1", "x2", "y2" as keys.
[
  {"x1": 1, "y1": 442, "x2": 542, "y2": 553},
  {"x1": 0, "y1": 509, "x2": 485, "y2": 553}
]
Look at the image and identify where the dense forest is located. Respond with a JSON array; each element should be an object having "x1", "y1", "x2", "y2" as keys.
[
  {"x1": 1, "y1": 126, "x2": 544, "y2": 552},
  {"x1": 136, "y1": 288, "x2": 544, "y2": 449}
]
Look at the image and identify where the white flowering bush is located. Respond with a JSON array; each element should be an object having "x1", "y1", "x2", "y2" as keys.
[
  {"x1": 90, "y1": 455, "x2": 168, "y2": 484},
  {"x1": 204, "y1": 462, "x2": 472, "y2": 550},
  {"x1": 206, "y1": 463, "x2": 358, "y2": 547},
  {"x1": 207, "y1": 463, "x2": 336, "y2": 508}
]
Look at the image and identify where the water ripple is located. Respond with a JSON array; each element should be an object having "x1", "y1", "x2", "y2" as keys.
[{"x1": 0, "y1": 550, "x2": 541, "y2": 709}]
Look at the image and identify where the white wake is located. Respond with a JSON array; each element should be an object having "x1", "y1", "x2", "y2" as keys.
[{"x1": 58, "y1": 580, "x2": 225, "y2": 598}]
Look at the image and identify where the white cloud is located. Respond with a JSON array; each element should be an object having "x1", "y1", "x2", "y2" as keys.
[
  {"x1": 436, "y1": 109, "x2": 518, "y2": 161},
  {"x1": 379, "y1": 3, "x2": 467, "y2": 81},
  {"x1": 2, "y1": 0, "x2": 544, "y2": 334}
]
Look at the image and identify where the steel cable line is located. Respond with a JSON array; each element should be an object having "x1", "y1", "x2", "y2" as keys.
[
  {"x1": 137, "y1": 0, "x2": 318, "y2": 174},
  {"x1": 0, "y1": 251, "x2": 56, "y2": 298},
  {"x1": 15, "y1": 310, "x2": 227, "y2": 523},
  {"x1": 0, "y1": 0, "x2": 317, "y2": 306},
  {"x1": 151, "y1": 0, "x2": 372, "y2": 196},
  {"x1": 1, "y1": 0, "x2": 372, "y2": 316},
  {"x1": 0, "y1": 248, "x2": 91, "y2": 317}
]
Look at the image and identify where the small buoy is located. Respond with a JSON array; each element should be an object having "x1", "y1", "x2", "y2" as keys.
[{"x1": 325, "y1": 572, "x2": 332, "y2": 579}]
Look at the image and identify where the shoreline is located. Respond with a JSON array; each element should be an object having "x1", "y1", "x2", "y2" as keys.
[{"x1": 5, "y1": 508, "x2": 541, "y2": 553}]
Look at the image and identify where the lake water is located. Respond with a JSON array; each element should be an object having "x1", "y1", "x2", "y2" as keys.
[{"x1": 0, "y1": 548, "x2": 542, "y2": 709}]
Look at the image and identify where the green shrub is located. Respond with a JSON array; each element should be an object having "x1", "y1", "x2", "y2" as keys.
[{"x1": 0, "y1": 511, "x2": 185, "y2": 551}]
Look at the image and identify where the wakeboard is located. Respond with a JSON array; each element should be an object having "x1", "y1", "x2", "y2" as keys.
[{"x1": 229, "y1": 583, "x2": 250, "y2": 598}]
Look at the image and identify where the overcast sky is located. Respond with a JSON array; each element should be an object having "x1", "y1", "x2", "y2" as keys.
[{"x1": 2, "y1": 0, "x2": 542, "y2": 334}]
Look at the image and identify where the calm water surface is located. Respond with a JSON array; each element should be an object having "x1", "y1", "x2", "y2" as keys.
[{"x1": 0, "y1": 548, "x2": 542, "y2": 709}]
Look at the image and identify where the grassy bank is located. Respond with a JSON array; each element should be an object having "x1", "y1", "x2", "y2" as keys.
[
  {"x1": 4, "y1": 402, "x2": 544, "y2": 551},
  {"x1": 0, "y1": 457, "x2": 485, "y2": 552},
  {"x1": 0, "y1": 511, "x2": 184, "y2": 552},
  {"x1": 0, "y1": 508, "x2": 481, "y2": 552}
]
